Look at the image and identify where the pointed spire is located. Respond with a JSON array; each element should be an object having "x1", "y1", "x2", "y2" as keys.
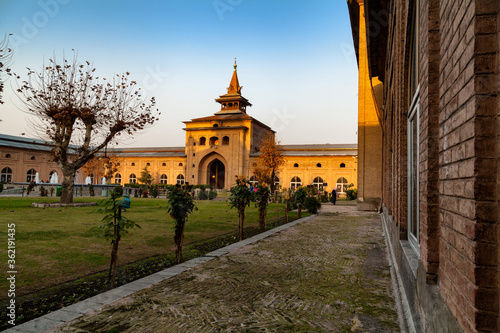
[{"x1": 227, "y1": 58, "x2": 242, "y2": 95}]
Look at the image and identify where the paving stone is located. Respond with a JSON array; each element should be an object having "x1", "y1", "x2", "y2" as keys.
[{"x1": 53, "y1": 211, "x2": 400, "y2": 332}]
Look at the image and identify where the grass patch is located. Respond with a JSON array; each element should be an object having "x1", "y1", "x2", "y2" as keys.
[{"x1": 0, "y1": 196, "x2": 308, "y2": 329}]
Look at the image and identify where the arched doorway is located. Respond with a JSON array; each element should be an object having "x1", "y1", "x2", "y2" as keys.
[{"x1": 208, "y1": 159, "x2": 225, "y2": 189}]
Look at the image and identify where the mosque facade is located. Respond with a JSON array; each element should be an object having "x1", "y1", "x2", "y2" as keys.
[{"x1": 0, "y1": 64, "x2": 358, "y2": 194}]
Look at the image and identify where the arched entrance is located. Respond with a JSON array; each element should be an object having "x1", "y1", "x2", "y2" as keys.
[{"x1": 208, "y1": 159, "x2": 225, "y2": 189}]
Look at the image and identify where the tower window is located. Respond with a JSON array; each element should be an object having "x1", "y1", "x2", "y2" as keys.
[
  {"x1": 222, "y1": 136, "x2": 229, "y2": 145},
  {"x1": 294, "y1": 163, "x2": 299, "y2": 168},
  {"x1": 179, "y1": 163, "x2": 183, "y2": 166},
  {"x1": 200, "y1": 137, "x2": 206, "y2": 145},
  {"x1": 213, "y1": 124, "x2": 219, "y2": 127},
  {"x1": 131, "y1": 162, "x2": 135, "y2": 166},
  {"x1": 210, "y1": 137, "x2": 219, "y2": 145},
  {"x1": 162, "y1": 163, "x2": 166, "y2": 166},
  {"x1": 340, "y1": 163, "x2": 346, "y2": 168},
  {"x1": 5, "y1": 154, "x2": 11, "y2": 158},
  {"x1": 30, "y1": 156, "x2": 36, "y2": 160},
  {"x1": 317, "y1": 163, "x2": 322, "y2": 168},
  {"x1": 146, "y1": 162, "x2": 150, "y2": 166}
]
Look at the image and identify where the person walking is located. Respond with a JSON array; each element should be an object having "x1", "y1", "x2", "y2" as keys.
[{"x1": 331, "y1": 188, "x2": 337, "y2": 205}]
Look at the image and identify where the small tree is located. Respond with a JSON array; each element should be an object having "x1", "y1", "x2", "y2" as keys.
[
  {"x1": 138, "y1": 166, "x2": 152, "y2": 185},
  {"x1": 284, "y1": 190, "x2": 293, "y2": 223},
  {"x1": 228, "y1": 175, "x2": 251, "y2": 240},
  {"x1": 166, "y1": 185, "x2": 195, "y2": 264},
  {"x1": 253, "y1": 133, "x2": 285, "y2": 193},
  {"x1": 293, "y1": 187, "x2": 308, "y2": 218},
  {"x1": 97, "y1": 186, "x2": 140, "y2": 289},
  {"x1": 254, "y1": 183, "x2": 271, "y2": 231},
  {"x1": 12, "y1": 54, "x2": 159, "y2": 204}
]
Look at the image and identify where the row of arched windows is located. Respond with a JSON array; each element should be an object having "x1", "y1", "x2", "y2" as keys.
[
  {"x1": 0, "y1": 167, "x2": 58, "y2": 183},
  {"x1": 114, "y1": 173, "x2": 185, "y2": 185},
  {"x1": 293, "y1": 163, "x2": 346, "y2": 168},
  {"x1": 247, "y1": 175, "x2": 350, "y2": 192},
  {"x1": 198, "y1": 136, "x2": 230, "y2": 146}
]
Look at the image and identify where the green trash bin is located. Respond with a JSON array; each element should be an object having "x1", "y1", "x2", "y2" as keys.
[{"x1": 56, "y1": 186, "x2": 62, "y2": 197}]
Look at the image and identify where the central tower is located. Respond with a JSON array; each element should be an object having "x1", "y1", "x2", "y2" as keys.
[
  {"x1": 214, "y1": 60, "x2": 252, "y2": 114},
  {"x1": 183, "y1": 61, "x2": 274, "y2": 189}
]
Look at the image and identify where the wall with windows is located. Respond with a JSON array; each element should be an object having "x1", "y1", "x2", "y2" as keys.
[
  {"x1": 348, "y1": 0, "x2": 500, "y2": 331},
  {"x1": 0, "y1": 141, "x2": 82, "y2": 184}
]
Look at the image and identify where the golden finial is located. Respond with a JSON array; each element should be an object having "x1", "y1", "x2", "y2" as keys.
[{"x1": 234, "y1": 58, "x2": 237, "y2": 71}]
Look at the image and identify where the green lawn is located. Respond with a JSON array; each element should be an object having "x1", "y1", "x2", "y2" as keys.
[{"x1": 0, "y1": 196, "x2": 295, "y2": 298}]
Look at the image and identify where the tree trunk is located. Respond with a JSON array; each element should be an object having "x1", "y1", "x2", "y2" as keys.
[
  {"x1": 238, "y1": 207, "x2": 245, "y2": 240},
  {"x1": 60, "y1": 168, "x2": 76, "y2": 204},
  {"x1": 174, "y1": 219, "x2": 185, "y2": 264},
  {"x1": 259, "y1": 207, "x2": 266, "y2": 231},
  {"x1": 107, "y1": 206, "x2": 122, "y2": 289},
  {"x1": 298, "y1": 204, "x2": 302, "y2": 219}
]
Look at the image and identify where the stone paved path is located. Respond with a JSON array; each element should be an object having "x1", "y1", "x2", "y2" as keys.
[{"x1": 46, "y1": 204, "x2": 399, "y2": 333}]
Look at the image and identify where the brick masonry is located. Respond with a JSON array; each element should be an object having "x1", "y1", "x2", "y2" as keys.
[{"x1": 348, "y1": 0, "x2": 499, "y2": 331}]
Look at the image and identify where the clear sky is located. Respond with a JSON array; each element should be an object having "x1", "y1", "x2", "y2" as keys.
[{"x1": 0, "y1": 0, "x2": 358, "y2": 147}]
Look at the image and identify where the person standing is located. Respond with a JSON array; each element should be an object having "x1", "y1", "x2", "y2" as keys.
[{"x1": 331, "y1": 188, "x2": 337, "y2": 205}]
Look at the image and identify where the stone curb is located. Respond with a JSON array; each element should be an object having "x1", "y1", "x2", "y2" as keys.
[{"x1": 3, "y1": 215, "x2": 316, "y2": 333}]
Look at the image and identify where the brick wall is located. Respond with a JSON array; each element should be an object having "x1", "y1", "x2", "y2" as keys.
[
  {"x1": 438, "y1": 0, "x2": 499, "y2": 331},
  {"x1": 419, "y1": 0, "x2": 441, "y2": 281}
]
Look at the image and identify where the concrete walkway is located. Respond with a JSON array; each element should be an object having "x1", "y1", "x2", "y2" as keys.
[{"x1": 7, "y1": 203, "x2": 400, "y2": 332}]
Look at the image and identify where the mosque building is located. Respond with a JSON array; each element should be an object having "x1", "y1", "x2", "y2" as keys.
[{"x1": 0, "y1": 63, "x2": 358, "y2": 194}]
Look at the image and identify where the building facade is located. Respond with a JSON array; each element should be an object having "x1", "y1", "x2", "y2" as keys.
[
  {"x1": 0, "y1": 64, "x2": 358, "y2": 194},
  {"x1": 348, "y1": 0, "x2": 499, "y2": 332}
]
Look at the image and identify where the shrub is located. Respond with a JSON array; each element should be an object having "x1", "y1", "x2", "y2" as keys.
[
  {"x1": 197, "y1": 189, "x2": 208, "y2": 200},
  {"x1": 346, "y1": 188, "x2": 358, "y2": 200},
  {"x1": 40, "y1": 186, "x2": 48, "y2": 197},
  {"x1": 208, "y1": 189, "x2": 218, "y2": 200},
  {"x1": 151, "y1": 185, "x2": 159, "y2": 198},
  {"x1": 0, "y1": 182, "x2": 3, "y2": 193},
  {"x1": 304, "y1": 196, "x2": 322, "y2": 214}
]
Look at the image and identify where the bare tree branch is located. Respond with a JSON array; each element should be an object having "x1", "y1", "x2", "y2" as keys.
[{"x1": 11, "y1": 53, "x2": 159, "y2": 203}]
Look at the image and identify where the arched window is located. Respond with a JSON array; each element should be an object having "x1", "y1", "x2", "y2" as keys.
[
  {"x1": 249, "y1": 175, "x2": 258, "y2": 186},
  {"x1": 146, "y1": 162, "x2": 150, "y2": 166},
  {"x1": 129, "y1": 173, "x2": 137, "y2": 184},
  {"x1": 114, "y1": 173, "x2": 122, "y2": 184},
  {"x1": 313, "y1": 177, "x2": 324, "y2": 190},
  {"x1": 131, "y1": 162, "x2": 135, "y2": 166},
  {"x1": 336, "y1": 177, "x2": 349, "y2": 193},
  {"x1": 340, "y1": 163, "x2": 346, "y2": 168},
  {"x1": 179, "y1": 162, "x2": 183, "y2": 166},
  {"x1": 200, "y1": 137, "x2": 206, "y2": 145},
  {"x1": 30, "y1": 156, "x2": 36, "y2": 160},
  {"x1": 5, "y1": 154, "x2": 11, "y2": 158},
  {"x1": 176, "y1": 174, "x2": 185, "y2": 185},
  {"x1": 290, "y1": 176, "x2": 302, "y2": 190},
  {"x1": 316, "y1": 163, "x2": 322, "y2": 168},
  {"x1": 293, "y1": 163, "x2": 299, "y2": 168},
  {"x1": 209, "y1": 137, "x2": 219, "y2": 145},
  {"x1": 26, "y1": 168, "x2": 37, "y2": 182},
  {"x1": 49, "y1": 170, "x2": 58, "y2": 183},
  {"x1": 222, "y1": 136, "x2": 229, "y2": 145},
  {"x1": 273, "y1": 176, "x2": 280, "y2": 187},
  {"x1": 162, "y1": 163, "x2": 166, "y2": 166},
  {"x1": 213, "y1": 124, "x2": 219, "y2": 128},
  {"x1": 1, "y1": 167, "x2": 12, "y2": 183},
  {"x1": 89, "y1": 174, "x2": 94, "y2": 184},
  {"x1": 160, "y1": 174, "x2": 168, "y2": 184}
]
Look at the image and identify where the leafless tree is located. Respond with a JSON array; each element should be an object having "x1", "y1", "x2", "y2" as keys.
[
  {"x1": 0, "y1": 34, "x2": 13, "y2": 105},
  {"x1": 13, "y1": 54, "x2": 159, "y2": 203}
]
